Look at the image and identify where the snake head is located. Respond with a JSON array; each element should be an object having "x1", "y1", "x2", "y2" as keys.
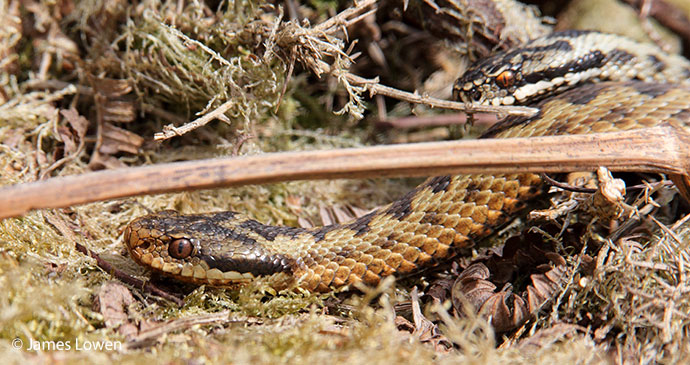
[
  {"x1": 453, "y1": 61, "x2": 521, "y2": 106},
  {"x1": 453, "y1": 31, "x2": 620, "y2": 107},
  {"x1": 123, "y1": 210, "x2": 295, "y2": 286}
]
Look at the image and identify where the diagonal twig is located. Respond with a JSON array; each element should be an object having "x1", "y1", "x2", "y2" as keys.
[
  {"x1": 341, "y1": 73, "x2": 538, "y2": 117},
  {"x1": 1, "y1": 124, "x2": 689, "y2": 219}
]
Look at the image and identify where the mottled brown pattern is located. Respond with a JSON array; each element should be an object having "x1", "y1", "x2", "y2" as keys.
[
  {"x1": 647, "y1": 54, "x2": 666, "y2": 72},
  {"x1": 482, "y1": 82, "x2": 690, "y2": 138}
]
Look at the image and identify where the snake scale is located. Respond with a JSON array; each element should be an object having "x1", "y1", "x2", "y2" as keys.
[{"x1": 124, "y1": 30, "x2": 690, "y2": 292}]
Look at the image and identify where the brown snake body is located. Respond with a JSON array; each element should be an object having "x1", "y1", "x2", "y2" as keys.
[{"x1": 124, "y1": 31, "x2": 690, "y2": 292}]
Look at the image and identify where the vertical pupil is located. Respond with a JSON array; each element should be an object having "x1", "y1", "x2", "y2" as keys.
[
  {"x1": 169, "y1": 238, "x2": 192, "y2": 259},
  {"x1": 497, "y1": 71, "x2": 514, "y2": 88}
]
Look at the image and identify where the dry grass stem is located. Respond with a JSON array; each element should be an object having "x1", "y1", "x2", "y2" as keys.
[
  {"x1": 154, "y1": 99, "x2": 235, "y2": 140},
  {"x1": 151, "y1": 0, "x2": 536, "y2": 141},
  {"x1": 341, "y1": 73, "x2": 539, "y2": 117},
  {"x1": 1, "y1": 125, "x2": 687, "y2": 219},
  {"x1": 155, "y1": 70, "x2": 536, "y2": 140},
  {"x1": 151, "y1": 0, "x2": 379, "y2": 139}
]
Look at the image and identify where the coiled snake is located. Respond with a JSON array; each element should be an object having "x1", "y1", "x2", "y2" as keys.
[{"x1": 124, "y1": 30, "x2": 690, "y2": 292}]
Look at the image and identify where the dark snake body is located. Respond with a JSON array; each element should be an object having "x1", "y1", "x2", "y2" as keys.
[{"x1": 124, "y1": 31, "x2": 690, "y2": 292}]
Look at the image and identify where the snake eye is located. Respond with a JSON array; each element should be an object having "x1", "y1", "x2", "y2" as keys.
[
  {"x1": 169, "y1": 238, "x2": 193, "y2": 259},
  {"x1": 496, "y1": 70, "x2": 515, "y2": 88}
]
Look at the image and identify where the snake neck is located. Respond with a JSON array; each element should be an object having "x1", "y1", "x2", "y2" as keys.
[{"x1": 290, "y1": 172, "x2": 545, "y2": 292}]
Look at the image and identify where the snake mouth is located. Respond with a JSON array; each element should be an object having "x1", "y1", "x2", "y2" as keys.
[{"x1": 123, "y1": 219, "x2": 257, "y2": 286}]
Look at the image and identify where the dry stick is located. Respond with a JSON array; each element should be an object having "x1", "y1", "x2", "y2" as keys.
[
  {"x1": 1, "y1": 124, "x2": 689, "y2": 220},
  {"x1": 150, "y1": 0, "x2": 536, "y2": 141},
  {"x1": 39, "y1": 211, "x2": 184, "y2": 305},
  {"x1": 154, "y1": 99, "x2": 234, "y2": 140},
  {"x1": 314, "y1": 0, "x2": 377, "y2": 32},
  {"x1": 341, "y1": 73, "x2": 539, "y2": 117},
  {"x1": 378, "y1": 113, "x2": 499, "y2": 129},
  {"x1": 126, "y1": 311, "x2": 234, "y2": 349}
]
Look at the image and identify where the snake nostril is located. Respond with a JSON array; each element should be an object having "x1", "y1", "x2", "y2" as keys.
[
  {"x1": 470, "y1": 88, "x2": 484, "y2": 102},
  {"x1": 138, "y1": 240, "x2": 150, "y2": 250}
]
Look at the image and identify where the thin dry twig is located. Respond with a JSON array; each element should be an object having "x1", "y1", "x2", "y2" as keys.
[
  {"x1": 539, "y1": 173, "x2": 672, "y2": 195},
  {"x1": 1, "y1": 125, "x2": 688, "y2": 219},
  {"x1": 155, "y1": 70, "x2": 538, "y2": 140},
  {"x1": 154, "y1": 99, "x2": 235, "y2": 140},
  {"x1": 152, "y1": 0, "x2": 537, "y2": 141},
  {"x1": 378, "y1": 113, "x2": 499, "y2": 129},
  {"x1": 341, "y1": 73, "x2": 539, "y2": 117},
  {"x1": 540, "y1": 173, "x2": 597, "y2": 194},
  {"x1": 315, "y1": 0, "x2": 378, "y2": 33},
  {"x1": 40, "y1": 210, "x2": 184, "y2": 305}
]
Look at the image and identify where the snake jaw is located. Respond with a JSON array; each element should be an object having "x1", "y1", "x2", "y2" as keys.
[{"x1": 123, "y1": 211, "x2": 298, "y2": 286}]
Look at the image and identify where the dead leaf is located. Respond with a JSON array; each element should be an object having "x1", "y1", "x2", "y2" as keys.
[
  {"x1": 60, "y1": 108, "x2": 89, "y2": 138},
  {"x1": 411, "y1": 287, "x2": 450, "y2": 350},
  {"x1": 56, "y1": 126, "x2": 78, "y2": 155},
  {"x1": 91, "y1": 77, "x2": 133, "y2": 98},
  {"x1": 89, "y1": 152, "x2": 127, "y2": 169},
  {"x1": 103, "y1": 100, "x2": 136, "y2": 123},
  {"x1": 95, "y1": 282, "x2": 139, "y2": 340},
  {"x1": 99, "y1": 122, "x2": 144, "y2": 154}
]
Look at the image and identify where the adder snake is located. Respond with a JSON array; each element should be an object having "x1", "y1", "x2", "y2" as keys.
[{"x1": 124, "y1": 30, "x2": 690, "y2": 292}]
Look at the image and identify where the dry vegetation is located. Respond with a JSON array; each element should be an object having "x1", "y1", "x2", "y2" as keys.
[{"x1": 2, "y1": 0, "x2": 690, "y2": 363}]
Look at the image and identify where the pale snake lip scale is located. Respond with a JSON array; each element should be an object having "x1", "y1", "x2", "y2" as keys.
[{"x1": 124, "y1": 31, "x2": 690, "y2": 293}]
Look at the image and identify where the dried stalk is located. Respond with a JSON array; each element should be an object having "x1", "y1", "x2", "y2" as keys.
[
  {"x1": 341, "y1": 73, "x2": 538, "y2": 116},
  {"x1": 1, "y1": 125, "x2": 688, "y2": 219},
  {"x1": 126, "y1": 312, "x2": 233, "y2": 349},
  {"x1": 154, "y1": 99, "x2": 234, "y2": 140}
]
